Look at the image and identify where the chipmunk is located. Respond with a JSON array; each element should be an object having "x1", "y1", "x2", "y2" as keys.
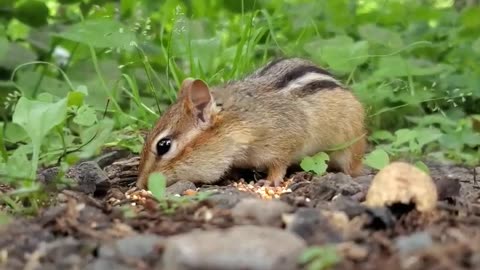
[{"x1": 136, "y1": 58, "x2": 366, "y2": 189}]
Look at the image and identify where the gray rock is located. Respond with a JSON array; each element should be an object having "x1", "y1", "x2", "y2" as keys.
[
  {"x1": 284, "y1": 208, "x2": 342, "y2": 245},
  {"x1": 38, "y1": 166, "x2": 61, "y2": 183},
  {"x1": 162, "y1": 225, "x2": 306, "y2": 270},
  {"x1": 364, "y1": 207, "x2": 396, "y2": 230},
  {"x1": 331, "y1": 195, "x2": 367, "y2": 218},
  {"x1": 394, "y1": 232, "x2": 434, "y2": 256},
  {"x1": 86, "y1": 258, "x2": 132, "y2": 270},
  {"x1": 319, "y1": 173, "x2": 363, "y2": 196},
  {"x1": 94, "y1": 149, "x2": 131, "y2": 168},
  {"x1": 67, "y1": 161, "x2": 109, "y2": 194},
  {"x1": 203, "y1": 187, "x2": 255, "y2": 209},
  {"x1": 435, "y1": 177, "x2": 461, "y2": 201},
  {"x1": 166, "y1": 180, "x2": 196, "y2": 195},
  {"x1": 232, "y1": 198, "x2": 293, "y2": 227},
  {"x1": 98, "y1": 234, "x2": 164, "y2": 259},
  {"x1": 353, "y1": 175, "x2": 374, "y2": 191},
  {"x1": 38, "y1": 161, "x2": 110, "y2": 194}
]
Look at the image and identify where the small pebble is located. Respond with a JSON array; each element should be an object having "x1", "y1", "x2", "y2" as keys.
[
  {"x1": 232, "y1": 198, "x2": 293, "y2": 227},
  {"x1": 184, "y1": 189, "x2": 197, "y2": 196},
  {"x1": 337, "y1": 242, "x2": 368, "y2": 261},
  {"x1": 394, "y1": 232, "x2": 434, "y2": 256}
]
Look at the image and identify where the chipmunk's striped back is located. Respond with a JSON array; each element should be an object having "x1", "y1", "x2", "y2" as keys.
[{"x1": 242, "y1": 58, "x2": 343, "y2": 97}]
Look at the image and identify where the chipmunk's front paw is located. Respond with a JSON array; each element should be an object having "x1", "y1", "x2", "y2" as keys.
[
  {"x1": 255, "y1": 178, "x2": 284, "y2": 187},
  {"x1": 255, "y1": 179, "x2": 273, "y2": 187}
]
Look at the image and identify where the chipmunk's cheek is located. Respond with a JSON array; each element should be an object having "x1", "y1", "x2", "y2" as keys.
[{"x1": 166, "y1": 177, "x2": 179, "y2": 186}]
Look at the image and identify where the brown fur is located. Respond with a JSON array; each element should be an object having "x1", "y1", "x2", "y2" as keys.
[{"x1": 137, "y1": 58, "x2": 367, "y2": 189}]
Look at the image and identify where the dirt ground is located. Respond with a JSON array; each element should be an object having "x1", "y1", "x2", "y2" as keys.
[{"x1": 0, "y1": 149, "x2": 479, "y2": 270}]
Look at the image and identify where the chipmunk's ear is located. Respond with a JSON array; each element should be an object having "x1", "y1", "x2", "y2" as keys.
[
  {"x1": 181, "y1": 78, "x2": 217, "y2": 126},
  {"x1": 178, "y1": 78, "x2": 195, "y2": 98}
]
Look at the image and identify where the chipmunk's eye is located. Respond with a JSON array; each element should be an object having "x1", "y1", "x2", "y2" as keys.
[{"x1": 156, "y1": 138, "x2": 171, "y2": 156}]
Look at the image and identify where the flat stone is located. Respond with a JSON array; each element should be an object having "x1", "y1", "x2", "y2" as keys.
[
  {"x1": 319, "y1": 173, "x2": 363, "y2": 196},
  {"x1": 166, "y1": 180, "x2": 196, "y2": 195},
  {"x1": 283, "y1": 208, "x2": 342, "y2": 245},
  {"x1": 232, "y1": 198, "x2": 293, "y2": 227},
  {"x1": 203, "y1": 187, "x2": 255, "y2": 209},
  {"x1": 98, "y1": 234, "x2": 164, "y2": 259},
  {"x1": 162, "y1": 225, "x2": 306, "y2": 270}
]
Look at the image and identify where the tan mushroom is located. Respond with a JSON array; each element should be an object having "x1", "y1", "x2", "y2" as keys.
[{"x1": 365, "y1": 162, "x2": 438, "y2": 212}]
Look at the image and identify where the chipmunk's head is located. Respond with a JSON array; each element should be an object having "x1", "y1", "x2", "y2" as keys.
[{"x1": 137, "y1": 78, "x2": 220, "y2": 189}]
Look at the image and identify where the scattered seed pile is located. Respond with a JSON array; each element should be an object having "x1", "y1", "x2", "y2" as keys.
[{"x1": 231, "y1": 179, "x2": 294, "y2": 200}]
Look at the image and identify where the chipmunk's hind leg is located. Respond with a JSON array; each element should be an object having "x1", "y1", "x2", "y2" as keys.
[
  {"x1": 328, "y1": 138, "x2": 366, "y2": 177},
  {"x1": 256, "y1": 161, "x2": 288, "y2": 187}
]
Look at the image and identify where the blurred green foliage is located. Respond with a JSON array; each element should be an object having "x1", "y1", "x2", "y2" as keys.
[{"x1": 0, "y1": 0, "x2": 479, "y2": 210}]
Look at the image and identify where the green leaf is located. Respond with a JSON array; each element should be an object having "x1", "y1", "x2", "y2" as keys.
[
  {"x1": 370, "y1": 130, "x2": 395, "y2": 142},
  {"x1": 67, "y1": 91, "x2": 85, "y2": 107},
  {"x1": 148, "y1": 172, "x2": 167, "y2": 201},
  {"x1": 14, "y1": 0, "x2": 49, "y2": 27},
  {"x1": 373, "y1": 56, "x2": 450, "y2": 78},
  {"x1": 3, "y1": 122, "x2": 28, "y2": 144},
  {"x1": 58, "y1": 0, "x2": 82, "y2": 4},
  {"x1": 300, "y1": 152, "x2": 330, "y2": 175},
  {"x1": 299, "y1": 246, "x2": 341, "y2": 270},
  {"x1": 415, "y1": 128, "x2": 443, "y2": 148},
  {"x1": 414, "y1": 161, "x2": 430, "y2": 174},
  {"x1": 364, "y1": 148, "x2": 390, "y2": 170},
  {"x1": 461, "y1": 6, "x2": 480, "y2": 29},
  {"x1": 473, "y1": 37, "x2": 480, "y2": 55},
  {"x1": 78, "y1": 118, "x2": 114, "y2": 158},
  {"x1": 305, "y1": 36, "x2": 369, "y2": 73},
  {"x1": 6, "y1": 19, "x2": 30, "y2": 40},
  {"x1": 393, "y1": 129, "x2": 417, "y2": 146},
  {"x1": 73, "y1": 105, "x2": 97, "y2": 126},
  {"x1": 12, "y1": 96, "x2": 68, "y2": 177},
  {"x1": 299, "y1": 247, "x2": 323, "y2": 264},
  {"x1": 5, "y1": 145, "x2": 32, "y2": 180},
  {"x1": 439, "y1": 133, "x2": 464, "y2": 151},
  {"x1": 0, "y1": 42, "x2": 36, "y2": 70},
  {"x1": 0, "y1": 36, "x2": 8, "y2": 61},
  {"x1": 16, "y1": 70, "x2": 73, "y2": 99},
  {"x1": 224, "y1": 0, "x2": 257, "y2": 13},
  {"x1": 460, "y1": 130, "x2": 480, "y2": 147},
  {"x1": 12, "y1": 97, "x2": 68, "y2": 145},
  {"x1": 37, "y1": 92, "x2": 55, "y2": 102},
  {"x1": 358, "y1": 24, "x2": 403, "y2": 49},
  {"x1": 54, "y1": 19, "x2": 136, "y2": 49}
]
